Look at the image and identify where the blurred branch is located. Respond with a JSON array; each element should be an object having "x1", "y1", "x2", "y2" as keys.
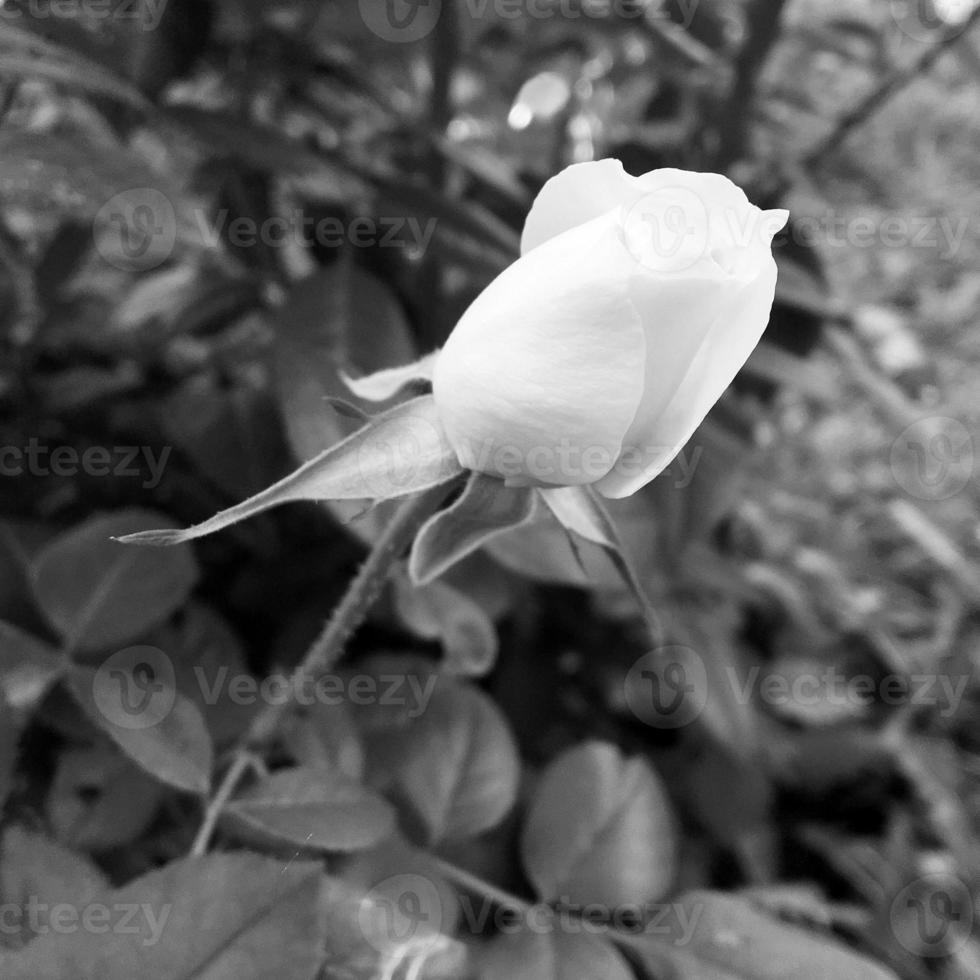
[
  {"x1": 428, "y1": 0, "x2": 458, "y2": 186},
  {"x1": 802, "y1": 7, "x2": 980, "y2": 173},
  {"x1": 887, "y1": 499, "x2": 980, "y2": 605},
  {"x1": 714, "y1": 0, "x2": 791, "y2": 170},
  {"x1": 823, "y1": 326, "x2": 922, "y2": 432}
]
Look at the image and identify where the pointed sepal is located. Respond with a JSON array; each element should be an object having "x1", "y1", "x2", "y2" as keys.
[
  {"x1": 118, "y1": 396, "x2": 463, "y2": 546},
  {"x1": 409, "y1": 472, "x2": 535, "y2": 584}
]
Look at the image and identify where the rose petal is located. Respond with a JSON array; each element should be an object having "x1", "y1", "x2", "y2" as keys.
[
  {"x1": 520, "y1": 159, "x2": 643, "y2": 255},
  {"x1": 433, "y1": 214, "x2": 646, "y2": 488},
  {"x1": 596, "y1": 255, "x2": 779, "y2": 498}
]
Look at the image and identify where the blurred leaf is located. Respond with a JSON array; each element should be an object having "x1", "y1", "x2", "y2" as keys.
[
  {"x1": 393, "y1": 574, "x2": 499, "y2": 677},
  {"x1": 0, "y1": 853, "x2": 326, "y2": 979},
  {"x1": 0, "y1": 131, "x2": 164, "y2": 221},
  {"x1": 355, "y1": 659, "x2": 520, "y2": 845},
  {"x1": 476, "y1": 924, "x2": 633, "y2": 980},
  {"x1": 223, "y1": 766, "x2": 395, "y2": 853},
  {"x1": 274, "y1": 264, "x2": 417, "y2": 460},
  {"x1": 68, "y1": 664, "x2": 213, "y2": 796},
  {"x1": 282, "y1": 700, "x2": 365, "y2": 782},
  {"x1": 29, "y1": 510, "x2": 199, "y2": 655},
  {"x1": 0, "y1": 826, "x2": 108, "y2": 949},
  {"x1": 521, "y1": 741, "x2": 676, "y2": 908},
  {"x1": 0, "y1": 620, "x2": 64, "y2": 710},
  {"x1": 160, "y1": 380, "x2": 293, "y2": 499},
  {"x1": 632, "y1": 891, "x2": 900, "y2": 980},
  {"x1": 0, "y1": 22, "x2": 149, "y2": 108},
  {"x1": 45, "y1": 745, "x2": 165, "y2": 851},
  {"x1": 0, "y1": 705, "x2": 18, "y2": 815},
  {"x1": 153, "y1": 602, "x2": 255, "y2": 747},
  {"x1": 165, "y1": 107, "x2": 368, "y2": 194}
]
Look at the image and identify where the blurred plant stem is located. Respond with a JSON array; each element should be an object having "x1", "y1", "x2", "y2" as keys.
[{"x1": 190, "y1": 475, "x2": 466, "y2": 856}]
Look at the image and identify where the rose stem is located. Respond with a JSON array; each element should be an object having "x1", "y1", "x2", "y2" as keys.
[{"x1": 190, "y1": 475, "x2": 466, "y2": 857}]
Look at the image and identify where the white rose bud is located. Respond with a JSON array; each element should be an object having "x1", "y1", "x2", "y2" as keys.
[{"x1": 431, "y1": 159, "x2": 788, "y2": 498}]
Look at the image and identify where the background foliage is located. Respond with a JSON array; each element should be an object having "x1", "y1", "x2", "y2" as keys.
[{"x1": 0, "y1": 0, "x2": 979, "y2": 977}]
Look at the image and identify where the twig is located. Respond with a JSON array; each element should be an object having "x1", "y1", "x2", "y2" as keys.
[
  {"x1": 190, "y1": 750, "x2": 257, "y2": 857},
  {"x1": 802, "y1": 8, "x2": 980, "y2": 172},
  {"x1": 715, "y1": 0, "x2": 792, "y2": 170},
  {"x1": 189, "y1": 477, "x2": 464, "y2": 854},
  {"x1": 887, "y1": 498, "x2": 980, "y2": 604}
]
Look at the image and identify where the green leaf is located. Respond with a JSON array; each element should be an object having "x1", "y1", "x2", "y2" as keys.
[
  {"x1": 0, "y1": 826, "x2": 109, "y2": 947},
  {"x1": 0, "y1": 854, "x2": 326, "y2": 980},
  {"x1": 164, "y1": 107, "x2": 369, "y2": 191},
  {"x1": 408, "y1": 472, "x2": 535, "y2": 584},
  {"x1": 272, "y1": 263, "x2": 421, "y2": 541},
  {"x1": 0, "y1": 620, "x2": 65, "y2": 709},
  {"x1": 117, "y1": 397, "x2": 464, "y2": 546},
  {"x1": 354, "y1": 658, "x2": 520, "y2": 845},
  {"x1": 68, "y1": 664, "x2": 213, "y2": 796},
  {"x1": 0, "y1": 131, "x2": 169, "y2": 221},
  {"x1": 476, "y1": 924, "x2": 633, "y2": 980},
  {"x1": 632, "y1": 891, "x2": 900, "y2": 980},
  {"x1": 223, "y1": 766, "x2": 395, "y2": 852},
  {"x1": 160, "y1": 380, "x2": 294, "y2": 500},
  {"x1": 521, "y1": 741, "x2": 676, "y2": 908},
  {"x1": 45, "y1": 745, "x2": 165, "y2": 851},
  {"x1": 273, "y1": 264, "x2": 418, "y2": 466},
  {"x1": 29, "y1": 510, "x2": 199, "y2": 654},
  {"x1": 0, "y1": 23, "x2": 149, "y2": 109},
  {"x1": 393, "y1": 575, "x2": 499, "y2": 677}
]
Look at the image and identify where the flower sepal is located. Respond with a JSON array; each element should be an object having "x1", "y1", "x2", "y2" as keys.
[{"x1": 117, "y1": 395, "x2": 464, "y2": 546}]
